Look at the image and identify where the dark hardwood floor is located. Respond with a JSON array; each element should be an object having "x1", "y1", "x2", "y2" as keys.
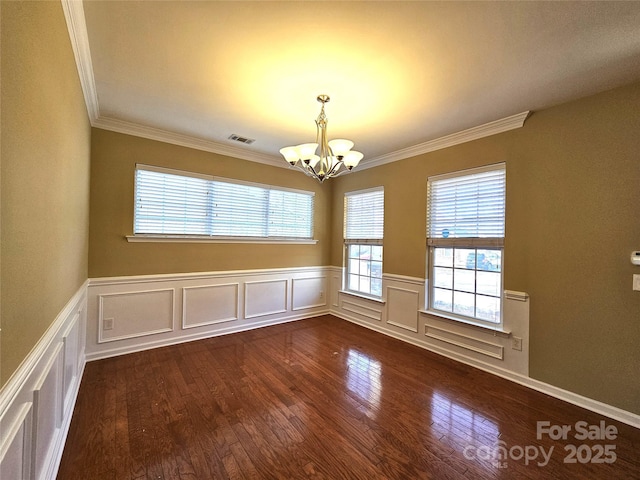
[{"x1": 58, "y1": 315, "x2": 640, "y2": 479}]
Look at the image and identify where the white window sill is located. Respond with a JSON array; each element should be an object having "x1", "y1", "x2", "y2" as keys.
[
  {"x1": 339, "y1": 289, "x2": 386, "y2": 304},
  {"x1": 126, "y1": 235, "x2": 318, "y2": 245},
  {"x1": 419, "y1": 309, "x2": 511, "y2": 337}
]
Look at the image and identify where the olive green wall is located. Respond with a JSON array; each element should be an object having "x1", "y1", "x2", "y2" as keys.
[
  {"x1": 1, "y1": 1, "x2": 91, "y2": 386},
  {"x1": 88, "y1": 129, "x2": 332, "y2": 277},
  {"x1": 331, "y1": 82, "x2": 640, "y2": 414}
]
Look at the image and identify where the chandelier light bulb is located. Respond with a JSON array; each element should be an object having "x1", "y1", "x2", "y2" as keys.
[
  {"x1": 279, "y1": 146, "x2": 299, "y2": 165},
  {"x1": 296, "y1": 143, "x2": 318, "y2": 163},
  {"x1": 343, "y1": 151, "x2": 363, "y2": 169},
  {"x1": 328, "y1": 139, "x2": 354, "y2": 158}
]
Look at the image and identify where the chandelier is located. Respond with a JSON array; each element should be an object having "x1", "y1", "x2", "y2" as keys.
[{"x1": 279, "y1": 95, "x2": 363, "y2": 183}]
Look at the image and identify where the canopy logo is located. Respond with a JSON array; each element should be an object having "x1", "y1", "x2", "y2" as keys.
[{"x1": 463, "y1": 420, "x2": 618, "y2": 469}]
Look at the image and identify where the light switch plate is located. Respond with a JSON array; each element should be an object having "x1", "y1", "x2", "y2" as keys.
[{"x1": 633, "y1": 274, "x2": 640, "y2": 292}]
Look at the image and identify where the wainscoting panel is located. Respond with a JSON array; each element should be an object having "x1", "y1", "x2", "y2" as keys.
[
  {"x1": 245, "y1": 279, "x2": 288, "y2": 319},
  {"x1": 341, "y1": 298, "x2": 383, "y2": 322},
  {"x1": 86, "y1": 267, "x2": 330, "y2": 361},
  {"x1": 98, "y1": 289, "x2": 175, "y2": 343},
  {"x1": 61, "y1": 315, "x2": 81, "y2": 416},
  {"x1": 0, "y1": 282, "x2": 86, "y2": 480},
  {"x1": 329, "y1": 271, "x2": 341, "y2": 308},
  {"x1": 33, "y1": 343, "x2": 63, "y2": 480},
  {"x1": 425, "y1": 325, "x2": 504, "y2": 359},
  {"x1": 386, "y1": 286, "x2": 420, "y2": 333},
  {"x1": 182, "y1": 283, "x2": 239, "y2": 329},
  {"x1": 292, "y1": 276, "x2": 327, "y2": 311},
  {"x1": 0, "y1": 403, "x2": 32, "y2": 480}
]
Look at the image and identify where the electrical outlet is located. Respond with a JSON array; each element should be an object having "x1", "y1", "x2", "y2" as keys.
[
  {"x1": 511, "y1": 336, "x2": 523, "y2": 351},
  {"x1": 319, "y1": 291, "x2": 324, "y2": 298},
  {"x1": 633, "y1": 274, "x2": 640, "y2": 292},
  {"x1": 103, "y1": 317, "x2": 114, "y2": 330}
]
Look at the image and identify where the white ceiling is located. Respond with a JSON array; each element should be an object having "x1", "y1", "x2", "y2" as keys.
[{"x1": 76, "y1": 1, "x2": 640, "y2": 169}]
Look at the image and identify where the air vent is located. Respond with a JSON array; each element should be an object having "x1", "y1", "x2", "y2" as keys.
[{"x1": 228, "y1": 134, "x2": 255, "y2": 145}]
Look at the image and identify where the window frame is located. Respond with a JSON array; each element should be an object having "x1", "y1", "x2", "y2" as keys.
[
  {"x1": 131, "y1": 164, "x2": 316, "y2": 244},
  {"x1": 343, "y1": 187, "x2": 384, "y2": 299},
  {"x1": 426, "y1": 163, "x2": 506, "y2": 328}
]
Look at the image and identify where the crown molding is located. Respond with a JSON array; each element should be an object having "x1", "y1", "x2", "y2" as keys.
[
  {"x1": 61, "y1": 0, "x2": 100, "y2": 121},
  {"x1": 360, "y1": 111, "x2": 531, "y2": 170},
  {"x1": 93, "y1": 116, "x2": 286, "y2": 168}
]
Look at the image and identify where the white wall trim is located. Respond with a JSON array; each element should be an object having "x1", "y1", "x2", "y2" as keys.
[
  {"x1": 93, "y1": 116, "x2": 286, "y2": 168},
  {"x1": 0, "y1": 280, "x2": 87, "y2": 480},
  {"x1": 89, "y1": 266, "x2": 327, "y2": 287},
  {"x1": 362, "y1": 111, "x2": 531, "y2": 170},
  {"x1": 382, "y1": 273, "x2": 425, "y2": 286},
  {"x1": 61, "y1": 0, "x2": 99, "y2": 122},
  {"x1": 504, "y1": 289, "x2": 529, "y2": 302},
  {"x1": 92, "y1": 112, "x2": 532, "y2": 174}
]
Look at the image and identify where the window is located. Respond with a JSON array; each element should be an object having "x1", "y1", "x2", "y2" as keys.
[
  {"x1": 344, "y1": 187, "x2": 384, "y2": 297},
  {"x1": 134, "y1": 164, "x2": 314, "y2": 240},
  {"x1": 427, "y1": 164, "x2": 505, "y2": 325}
]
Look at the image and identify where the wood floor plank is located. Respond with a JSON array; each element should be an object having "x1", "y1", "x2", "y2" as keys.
[{"x1": 58, "y1": 315, "x2": 640, "y2": 479}]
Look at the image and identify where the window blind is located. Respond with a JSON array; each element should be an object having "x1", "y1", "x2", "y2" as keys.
[
  {"x1": 427, "y1": 164, "x2": 505, "y2": 246},
  {"x1": 135, "y1": 168, "x2": 211, "y2": 235},
  {"x1": 134, "y1": 165, "x2": 314, "y2": 239},
  {"x1": 344, "y1": 187, "x2": 384, "y2": 241}
]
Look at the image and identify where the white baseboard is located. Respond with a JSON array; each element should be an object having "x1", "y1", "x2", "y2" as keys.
[
  {"x1": 0, "y1": 280, "x2": 88, "y2": 480},
  {"x1": 332, "y1": 309, "x2": 640, "y2": 429},
  {"x1": 85, "y1": 310, "x2": 329, "y2": 362}
]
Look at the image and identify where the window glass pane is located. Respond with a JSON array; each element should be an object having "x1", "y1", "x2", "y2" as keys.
[
  {"x1": 371, "y1": 245, "x2": 383, "y2": 261},
  {"x1": 370, "y1": 261, "x2": 382, "y2": 279},
  {"x1": 476, "y1": 295, "x2": 500, "y2": 323},
  {"x1": 433, "y1": 267, "x2": 452, "y2": 289},
  {"x1": 455, "y1": 248, "x2": 476, "y2": 269},
  {"x1": 433, "y1": 248, "x2": 453, "y2": 267},
  {"x1": 360, "y1": 276, "x2": 371, "y2": 294},
  {"x1": 348, "y1": 244, "x2": 360, "y2": 259},
  {"x1": 348, "y1": 274, "x2": 359, "y2": 291},
  {"x1": 349, "y1": 259, "x2": 360, "y2": 275},
  {"x1": 433, "y1": 288, "x2": 453, "y2": 312},
  {"x1": 358, "y1": 260, "x2": 369, "y2": 277},
  {"x1": 371, "y1": 278, "x2": 382, "y2": 297},
  {"x1": 477, "y1": 271, "x2": 501, "y2": 297},
  {"x1": 476, "y1": 249, "x2": 501, "y2": 272},
  {"x1": 454, "y1": 268, "x2": 475, "y2": 293},
  {"x1": 453, "y1": 291, "x2": 475, "y2": 317},
  {"x1": 359, "y1": 245, "x2": 371, "y2": 259}
]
